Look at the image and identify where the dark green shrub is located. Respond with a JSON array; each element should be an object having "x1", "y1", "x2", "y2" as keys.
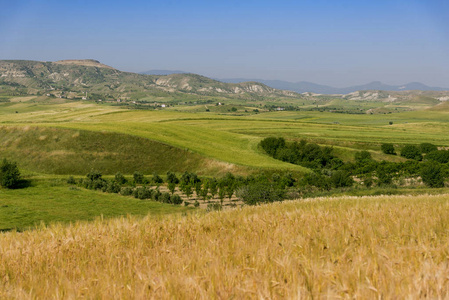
[
  {"x1": 133, "y1": 186, "x2": 152, "y2": 199},
  {"x1": 330, "y1": 170, "x2": 354, "y2": 188},
  {"x1": 426, "y1": 150, "x2": 449, "y2": 164},
  {"x1": 88, "y1": 179, "x2": 107, "y2": 190},
  {"x1": 236, "y1": 183, "x2": 284, "y2": 205},
  {"x1": 168, "y1": 182, "x2": 177, "y2": 195},
  {"x1": 400, "y1": 145, "x2": 422, "y2": 161},
  {"x1": 381, "y1": 143, "x2": 396, "y2": 155},
  {"x1": 86, "y1": 170, "x2": 102, "y2": 181},
  {"x1": 194, "y1": 200, "x2": 200, "y2": 207},
  {"x1": 300, "y1": 172, "x2": 330, "y2": 190},
  {"x1": 0, "y1": 159, "x2": 21, "y2": 189},
  {"x1": 420, "y1": 143, "x2": 438, "y2": 154},
  {"x1": 160, "y1": 192, "x2": 171, "y2": 203},
  {"x1": 171, "y1": 194, "x2": 183, "y2": 205},
  {"x1": 133, "y1": 171, "x2": 146, "y2": 184},
  {"x1": 106, "y1": 181, "x2": 121, "y2": 193},
  {"x1": 151, "y1": 189, "x2": 162, "y2": 201},
  {"x1": 420, "y1": 161, "x2": 444, "y2": 188},
  {"x1": 260, "y1": 137, "x2": 286, "y2": 157},
  {"x1": 364, "y1": 176, "x2": 374, "y2": 187},
  {"x1": 153, "y1": 174, "x2": 163, "y2": 185},
  {"x1": 120, "y1": 187, "x2": 133, "y2": 196},
  {"x1": 166, "y1": 171, "x2": 179, "y2": 184},
  {"x1": 376, "y1": 169, "x2": 392, "y2": 186},
  {"x1": 67, "y1": 176, "x2": 76, "y2": 185},
  {"x1": 114, "y1": 172, "x2": 127, "y2": 185},
  {"x1": 355, "y1": 151, "x2": 372, "y2": 164}
]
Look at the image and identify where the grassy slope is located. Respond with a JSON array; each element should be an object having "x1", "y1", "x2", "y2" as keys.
[
  {"x1": 0, "y1": 125, "x2": 230, "y2": 176},
  {"x1": 1, "y1": 195, "x2": 449, "y2": 298},
  {"x1": 0, "y1": 179, "x2": 193, "y2": 231},
  {"x1": 2, "y1": 99, "x2": 449, "y2": 174}
]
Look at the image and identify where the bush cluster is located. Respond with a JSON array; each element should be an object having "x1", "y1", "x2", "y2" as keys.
[
  {"x1": 260, "y1": 137, "x2": 338, "y2": 170},
  {"x1": 0, "y1": 158, "x2": 21, "y2": 189},
  {"x1": 261, "y1": 138, "x2": 448, "y2": 190}
]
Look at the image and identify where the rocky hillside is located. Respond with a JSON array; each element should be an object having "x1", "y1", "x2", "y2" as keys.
[{"x1": 0, "y1": 59, "x2": 300, "y2": 99}]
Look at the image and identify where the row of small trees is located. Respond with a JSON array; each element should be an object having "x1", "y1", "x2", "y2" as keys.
[
  {"x1": 70, "y1": 169, "x2": 297, "y2": 206},
  {"x1": 70, "y1": 170, "x2": 183, "y2": 205}
]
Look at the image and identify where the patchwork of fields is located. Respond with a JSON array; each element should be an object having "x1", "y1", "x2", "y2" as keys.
[
  {"x1": 1, "y1": 96, "x2": 449, "y2": 298},
  {"x1": 2, "y1": 97, "x2": 449, "y2": 175}
]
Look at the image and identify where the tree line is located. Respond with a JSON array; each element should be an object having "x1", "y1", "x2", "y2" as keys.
[{"x1": 260, "y1": 137, "x2": 449, "y2": 189}]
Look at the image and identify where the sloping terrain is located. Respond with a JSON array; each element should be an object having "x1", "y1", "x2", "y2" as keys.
[
  {"x1": 0, "y1": 126, "x2": 242, "y2": 176},
  {"x1": 0, "y1": 60, "x2": 300, "y2": 99}
]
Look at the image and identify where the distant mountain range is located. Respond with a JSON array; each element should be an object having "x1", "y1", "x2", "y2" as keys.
[
  {"x1": 218, "y1": 79, "x2": 449, "y2": 94},
  {"x1": 139, "y1": 70, "x2": 449, "y2": 94}
]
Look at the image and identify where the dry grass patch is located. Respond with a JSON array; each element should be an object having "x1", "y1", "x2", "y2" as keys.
[{"x1": 1, "y1": 194, "x2": 449, "y2": 299}]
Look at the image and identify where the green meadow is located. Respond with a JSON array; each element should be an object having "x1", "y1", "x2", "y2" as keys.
[
  {"x1": 0, "y1": 178, "x2": 193, "y2": 231},
  {"x1": 1, "y1": 95, "x2": 449, "y2": 230}
]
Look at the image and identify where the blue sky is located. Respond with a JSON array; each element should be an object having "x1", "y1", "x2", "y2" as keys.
[{"x1": 1, "y1": 0, "x2": 448, "y2": 87}]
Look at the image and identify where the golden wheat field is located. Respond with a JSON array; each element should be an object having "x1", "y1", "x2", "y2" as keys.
[{"x1": 1, "y1": 194, "x2": 449, "y2": 299}]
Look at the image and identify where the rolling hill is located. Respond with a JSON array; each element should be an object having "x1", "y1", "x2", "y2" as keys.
[
  {"x1": 0, "y1": 59, "x2": 300, "y2": 100},
  {"x1": 219, "y1": 78, "x2": 449, "y2": 94}
]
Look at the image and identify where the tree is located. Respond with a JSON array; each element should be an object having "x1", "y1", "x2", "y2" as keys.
[
  {"x1": 420, "y1": 161, "x2": 444, "y2": 188},
  {"x1": 236, "y1": 183, "x2": 284, "y2": 205},
  {"x1": 184, "y1": 183, "x2": 193, "y2": 199},
  {"x1": 426, "y1": 150, "x2": 449, "y2": 164},
  {"x1": 114, "y1": 172, "x2": 127, "y2": 185},
  {"x1": 381, "y1": 143, "x2": 396, "y2": 155},
  {"x1": 330, "y1": 170, "x2": 354, "y2": 188},
  {"x1": 152, "y1": 173, "x2": 163, "y2": 187},
  {"x1": 168, "y1": 182, "x2": 177, "y2": 195},
  {"x1": 218, "y1": 187, "x2": 226, "y2": 204},
  {"x1": 376, "y1": 165, "x2": 393, "y2": 186},
  {"x1": 194, "y1": 181, "x2": 202, "y2": 198},
  {"x1": 166, "y1": 171, "x2": 179, "y2": 184},
  {"x1": 400, "y1": 145, "x2": 422, "y2": 161},
  {"x1": 87, "y1": 169, "x2": 102, "y2": 181},
  {"x1": 133, "y1": 171, "x2": 146, "y2": 184},
  {"x1": 355, "y1": 151, "x2": 372, "y2": 164},
  {"x1": 420, "y1": 143, "x2": 438, "y2": 154},
  {"x1": 208, "y1": 178, "x2": 218, "y2": 199},
  {"x1": 259, "y1": 137, "x2": 286, "y2": 157},
  {"x1": 0, "y1": 159, "x2": 21, "y2": 189}
]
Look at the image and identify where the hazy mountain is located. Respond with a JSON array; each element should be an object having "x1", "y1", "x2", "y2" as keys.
[
  {"x1": 219, "y1": 78, "x2": 449, "y2": 94},
  {"x1": 0, "y1": 60, "x2": 300, "y2": 99}
]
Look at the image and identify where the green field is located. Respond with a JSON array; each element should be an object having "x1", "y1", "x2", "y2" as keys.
[
  {"x1": 1, "y1": 96, "x2": 449, "y2": 230},
  {"x1": 0, "y1": 178, "x2": 193, "y2": 231}
]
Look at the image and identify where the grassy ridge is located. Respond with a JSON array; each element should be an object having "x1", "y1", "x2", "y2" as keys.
[
  {"x1": 1, "y1": 195, "x2": 449, "y2": 298},
  {"x1": 0, "y1": 126, "x2": 218, "y2": 175}
]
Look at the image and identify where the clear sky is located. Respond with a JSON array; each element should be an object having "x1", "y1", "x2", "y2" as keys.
[{"x1": 1, "y1": 0, "x2": 448, "y2": 87}]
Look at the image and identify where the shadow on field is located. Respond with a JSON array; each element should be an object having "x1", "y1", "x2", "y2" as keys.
[{"x1": 11, "y1": 179, "x2": 32, "y2": 189}]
